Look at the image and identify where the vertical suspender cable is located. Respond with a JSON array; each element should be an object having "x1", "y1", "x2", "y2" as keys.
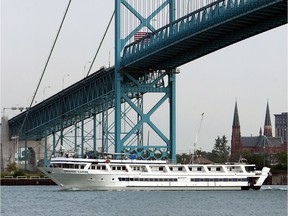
[{"x1": 17, "y1": 0, "x2": 72, "y2": 138}]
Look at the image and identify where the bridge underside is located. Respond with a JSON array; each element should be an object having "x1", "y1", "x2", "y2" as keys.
[
  {"x1": 122, "y1": 0, "x2": 287, "y2": 70},
  {"x1": 9, "y1": 67, "x2": 115, "y2": 140}
]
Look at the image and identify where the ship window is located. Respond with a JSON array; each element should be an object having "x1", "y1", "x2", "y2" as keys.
[
  {"x1": 214, "y1": 178, "x2": 219, "y2": 182},
  {"x1": 112, "y1": 167, "x2": 116, "y2": 170},
  {"x1": 216, "y1": 167, "x2": 221, "y2": 171},
  {"x1": 159, "y1": 167, "x2": 164, "y2": 171},
  {"x1": 209, "y1": 178, "x2": 213, "y2": 182},
  {"x1": 195, "y1": 178, "x2": 200, "y2": 182},
  {"x1": 245, "y1": 166, "x2": 255, "y2": 172},
  {"x1": 219, "y1": 178, "x2": 223, "y2": 182},
  {"x1": 80, "y1": 165, "x2": 85, "y2": 169},
  {"x1": 188, "y1": 167, "x2": 192, "y2": 171},
  {"x1": 197, "y1": 167, "x2": 202, "y2": 171},
  {"x1": 75, "y1": 164, "x2": 79, "y2": 169},
  {"x1": 208, "y1": 167, "x2": 211, "y2": 171},
  {"x1": 223, "y1": 178, "x2": 228, "y2": 182},
  {"x1": 237, "y1": 178, "x2": 242, "y2": 182},
  {"x1": 54, "y1": 163, "x2": 61, "y2": 168},
  {"x1": 117, "y1": 167, "x2": 121, "y2": 170},
  {"x1": 178, "y1": 167, "x2": 183, "y2": 171},
  {"x1": 191, "y1": 178, "x2": 195, "y2": 182}
]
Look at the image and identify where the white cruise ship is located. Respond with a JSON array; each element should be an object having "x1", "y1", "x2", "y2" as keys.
[{"x1": 38, "y1": 156, "x2": 270, "y2": 191}]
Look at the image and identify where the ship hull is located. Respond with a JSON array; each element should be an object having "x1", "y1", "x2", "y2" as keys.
[{"x1": 38, "y1": 158, "x2": 270, "y2": 191}]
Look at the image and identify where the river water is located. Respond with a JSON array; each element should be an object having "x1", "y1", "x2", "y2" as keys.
[{"x1": 1, "y1": 185, "x2": 287, "y2": 216}]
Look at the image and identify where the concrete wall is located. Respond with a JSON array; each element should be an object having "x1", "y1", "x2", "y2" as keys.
[{"x1": 1, "y1": 116, "x2": 45, "y2": 171}]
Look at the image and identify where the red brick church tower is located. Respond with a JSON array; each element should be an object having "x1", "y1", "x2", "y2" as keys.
[
  {"x1": 231, "y1": 101, "x2": 284, "y2": 157},
  {"x1": 264, "y1": 102, "x2": 273, "y2": 137},
  {"x1": 231, "y1": 101, "x2": 241, "y2": 156}
]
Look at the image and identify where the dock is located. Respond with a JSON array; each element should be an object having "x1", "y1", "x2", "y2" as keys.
[{"x1": 0, "y1": 176, "x2": 56, "y2": 186}]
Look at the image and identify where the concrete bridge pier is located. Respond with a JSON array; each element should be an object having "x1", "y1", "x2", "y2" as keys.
[{"x1": 1, "y1": 116, "x2": 44, "y2": 172}]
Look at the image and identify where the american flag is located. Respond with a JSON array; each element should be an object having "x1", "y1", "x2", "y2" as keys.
[{"x1": 134, "y1": 32, "x2": 150, "y2": 42}]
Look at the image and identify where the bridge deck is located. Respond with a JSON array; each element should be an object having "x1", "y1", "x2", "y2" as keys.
[{"x1": 122, "y1": 0, "x2": 287, "y2": 70}]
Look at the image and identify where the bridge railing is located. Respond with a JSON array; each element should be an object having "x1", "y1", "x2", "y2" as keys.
[{"x1": 121, "y1": 0, "x2": 264, "y2": 67}]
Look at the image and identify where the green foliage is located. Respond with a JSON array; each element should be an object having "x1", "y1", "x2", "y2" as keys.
[
  {"x1": 176, "y1": 153, "x2": 191, "y2": 164},
  {"x1": 6, "y1": 162, "x2": 18, "y2": 173},
  {"x1": 211, "y1": 135, "x2": 230, "y2": 163},
  {"x1": 4, "y1": 162, "x2": 26, "y2": 177},
  {"x1": 13, "y1": 169, "x2": 25, "y2": 177}
]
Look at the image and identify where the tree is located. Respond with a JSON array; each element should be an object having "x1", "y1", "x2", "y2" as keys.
[
  {"x1": 211, "y1": 135, "x2": 230, "y2": 163},
  {"x1": 6, "y1": 162, "x2": 18, "y2": 173}
]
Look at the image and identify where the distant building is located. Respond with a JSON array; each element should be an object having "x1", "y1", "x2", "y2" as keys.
[
  {"x1": 231, "y1": 102, "x2": 286, "y2": 157},
  {"x1": 274, "y1": 112, "x2": 288, "y2": 149}
]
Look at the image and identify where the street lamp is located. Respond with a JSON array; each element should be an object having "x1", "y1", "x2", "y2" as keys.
[
  {"x1": 62, "y1": 74, "x2": 70, "y2": 90},
  {"x1": 2, "y1": 107, "x2": 27, "y2": 116},
  {"x1": 43, "y1": 86, "x2": 51, "y2": 101},
  {"x1": 84, "y1": 61, "x2": 91, "y2": 78},
  {"x1": 109, "y1": 47, "x2": 114, "y2": 67}
]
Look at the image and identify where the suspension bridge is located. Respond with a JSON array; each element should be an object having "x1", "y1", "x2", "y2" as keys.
[{"x1": 4, "y1": 0, "x2": 287, "y2": 168}]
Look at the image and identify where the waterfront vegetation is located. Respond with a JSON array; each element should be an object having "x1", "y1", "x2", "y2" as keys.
[{"x1": 0, "y1": 162, "x2": 45, "y2": 178}]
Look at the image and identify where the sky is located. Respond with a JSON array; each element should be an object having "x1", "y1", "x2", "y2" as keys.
[{"x1": 1, "y1": 0, "x2": 287, "y2": 153}]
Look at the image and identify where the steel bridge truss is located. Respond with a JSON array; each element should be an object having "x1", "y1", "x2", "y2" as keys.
[
  {"x1": 114, "y1": 0, "x2": 177, "y2": 161},
  {"x1": 118, "y1": 70, "x2": 176, "y2": 160}
]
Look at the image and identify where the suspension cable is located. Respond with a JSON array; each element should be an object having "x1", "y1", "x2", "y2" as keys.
[
  {"x1": 17, "y1": 0, "x2": 72, "y2": 137},
  {"x1": 86, "y1": 11, "x2": 115, "y2": 77}
]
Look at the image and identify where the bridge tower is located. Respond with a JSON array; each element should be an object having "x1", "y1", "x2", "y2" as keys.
[{"x1": 114, "y1": 0, "x2": 177, "y2": 161}]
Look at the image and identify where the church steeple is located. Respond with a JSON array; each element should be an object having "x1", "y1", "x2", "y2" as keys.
[
  {"x1": 264, "y1": 102, "x2": 272, "y2": 137},
  {"x1": 232, "y1": 101, "x2": 240, "y2": 128},
  {"x1": 231, "y1": 101, "x2": 241, "y2": 156}
]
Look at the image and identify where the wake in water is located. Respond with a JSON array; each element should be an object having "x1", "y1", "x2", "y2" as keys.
[{"x1": 261, "y1": 185, "x2": 287, "y2": 191}]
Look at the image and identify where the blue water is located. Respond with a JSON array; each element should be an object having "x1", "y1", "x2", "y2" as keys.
[{"x1": 1, "y1": 185, "x2": 287, "y2": 216}]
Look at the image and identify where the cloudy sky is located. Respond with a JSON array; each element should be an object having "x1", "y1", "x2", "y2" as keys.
[{"x1": 1, "y1": 0, "x2": 287, "y2": 153}]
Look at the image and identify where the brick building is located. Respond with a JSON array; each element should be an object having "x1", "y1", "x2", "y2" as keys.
[{"x1": 231, "y1": 102, "x2": 286, "y2": 156}]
